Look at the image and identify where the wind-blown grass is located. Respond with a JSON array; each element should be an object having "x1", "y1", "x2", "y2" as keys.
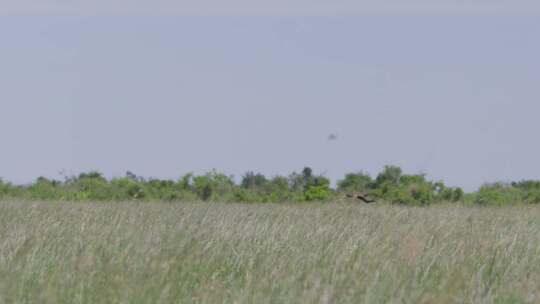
[{"x1": 1, "y1": 201, "x2": 539, "y2": 303}]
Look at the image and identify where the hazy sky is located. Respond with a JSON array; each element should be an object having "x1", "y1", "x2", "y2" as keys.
[{"x1": 1, "y1": 1, "x2": 539, "y2": 191}]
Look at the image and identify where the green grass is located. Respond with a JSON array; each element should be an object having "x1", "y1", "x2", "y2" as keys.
[{"x1": 1, "y1": 201, "x2": 540, "y2": 303}]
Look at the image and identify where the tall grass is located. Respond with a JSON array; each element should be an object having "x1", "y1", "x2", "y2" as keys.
[{"x1": 1, "y1": 201, "x2": 539, "y2": 303}]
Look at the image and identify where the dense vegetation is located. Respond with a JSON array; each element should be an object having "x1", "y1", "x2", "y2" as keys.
[
  {"x1": 2, "y1": 202, "x2": 540, "y2": 303},
  {"x1": 2, "y1": 165, "x2": 540, "y2": 205}
]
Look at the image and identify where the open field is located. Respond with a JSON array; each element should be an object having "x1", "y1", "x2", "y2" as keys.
[{"x1": 1, "y1": 202, "x2": 540, "y2": 303}]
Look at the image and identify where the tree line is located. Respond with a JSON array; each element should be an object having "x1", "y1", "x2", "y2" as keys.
[{"x1": 1, "y1": 166, "x2": 540, "y2": 205}]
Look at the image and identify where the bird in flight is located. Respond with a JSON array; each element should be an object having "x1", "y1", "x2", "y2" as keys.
[
  {"x1": 346, "y1": 192, "x2": 376, "y2": 203},
  {"x1": 328, "y1": 133, "x2": 338, "y2": 141}
]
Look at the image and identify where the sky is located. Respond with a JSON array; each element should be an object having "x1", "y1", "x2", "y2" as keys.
[{"x1": 1, "y1": 1, "x2": 539, "y2": 191}]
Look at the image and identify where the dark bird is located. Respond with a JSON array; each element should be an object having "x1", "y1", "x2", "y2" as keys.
[
  {"x1": 346, "y1": 192, "x2": 376, "y2": 203},
  {"x1": 328, "y1": 133, "x2": 338, "y2": 141}
]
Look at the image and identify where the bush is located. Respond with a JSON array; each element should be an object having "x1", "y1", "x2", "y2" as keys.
[
  {"x1": 408, "y1": 182, "x2": 434, "y2": 205},
  {"x1": 375, "y1": 165, "x2": 402, "y2": 187},
  {"x1": 263, "y1": 176, "x2": 295, "y2": 202},
  {"x1": 474, "y1": 183, "x2": 522, "y2": 206},
  {"x1": 452, "y1": 188, "x2": 465, "y2": 202},
  {"x1": 337, "y1": 172, "x2": 373, "y2": 193},
  {"x1": 27, "y1": 177, "x2": 62, "y2": 200},
  {"x1": 523, "y1": 189, "x2": 540, "y2": 204},
  {"x1": 0, "y1": 179, "x2": 16, "y2": 199},
  {"x1": 193, "y1": 171, "x2": 235, "y2": 202},
  {"x1": 69, "y1": 172, "x2": 113, "y2": 201},
  {"x1": 304, "y1": 183, "x2": 332, "y2": 201},
  {"x1": 241, "y1": 172, "x2": 268, "y2": 190},
  {"x1": 3, "y1": 166, "x2": 540, "y2": 206},
  {"x1": 303, "y1": 171, "x2": 332, "y2": 202}
]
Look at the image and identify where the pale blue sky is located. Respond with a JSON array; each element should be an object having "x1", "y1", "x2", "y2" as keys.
[{"x1": 1, "y1": 1, "x2": 539, "y2": 191}]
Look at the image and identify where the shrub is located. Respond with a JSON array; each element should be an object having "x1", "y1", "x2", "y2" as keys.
[
  {"x1": 375, "y1": 165, "x2": 402, "y2": 187},
  {"x1": 110, "y1": 178, "x2": 146, "y2": 200},
  {"x1": 4, "y1": 166, "x2": 540, "y2": 206},
  {"x1": 385, "y1": 187, "x2": 416, "y2": 205},
  {"x1": 241, "y1": 172, "x2": 268, "y2": 190},
  {"x1": 452, "y1": 188, "x2": 465, "y2": 202},
  {"x1": 264, "y1": 176, "x2": 294, "y2": 202},
  {"x1": 522, "y1": 188, "x2": 540, "y2": 204},
  {"x1": 192, "y1": 171, "x2": 235, "y2": 201},
  {"x1": 303, "y1": 173, "x2": 332, "y2": 202},
  {"x1": 27, "y1": 177, "x2": 61, "y2": 200},
  {"x1": 0, "y1": 179, "x2": 16, "y2": 199},
  {"x1": 146, "y1": 179, "x2": 179, "y2": 201},
  {"x1": 69, "y1": 173, "x2": 113, "y2": 201},
  {"x1": 408, "y1": 182, "x2": 434, "y2": 205},
  {"x1": 474, "y1": 183, "x2": 522, "y2": 206},
  {"x1": 337, "y1": 172, "x2": 373, "y2": 193},
  {"x1": 304, "y1": 184, "x2": 332, "y2": 201}
]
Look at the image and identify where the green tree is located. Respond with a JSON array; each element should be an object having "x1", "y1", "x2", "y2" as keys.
[
  {"x1": 27, "y1": 177, "x2": 61, "y2": 200},
  {"x1": 241, "y1": 172, "x2": 268, "y2": 190},
  {"x1": 375, "y1": 165, "x2": 402, "y2": 187},
  {"x1": 304, "y1": 176, "x2": 332, "y2": 201},
  {"x1": 337, "y1": 172, "x2": 373, "y2": 193},
  {"x1": 192, "y1": 171, "x2": 235, "y2": 201},
  {"x1": 474, "y1": 183, "x2": 522, "y2": 206},
  {"x1": 110, "y1": 177, "x2": 146, "y2": 200}
]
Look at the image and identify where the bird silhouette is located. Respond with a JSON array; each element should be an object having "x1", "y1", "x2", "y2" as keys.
[
  {"x1": 346, "y1": 192, "x2": 376, "y2": 203},
  {"x1": 328, "y1": 133, "x2": 338, "y2": 141}
]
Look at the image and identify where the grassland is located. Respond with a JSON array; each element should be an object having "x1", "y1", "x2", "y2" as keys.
[{"x1": 1, "y1": 201, "x2": 539, "y2": 303}]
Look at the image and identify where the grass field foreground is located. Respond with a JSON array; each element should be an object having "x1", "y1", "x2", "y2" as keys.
[{"x1": 1, "y1": 201, "x2": 540, "y2": 303}]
